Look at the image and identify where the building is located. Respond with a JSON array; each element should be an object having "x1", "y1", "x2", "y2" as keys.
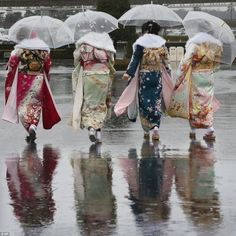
[{"x1": 0, "y1": 0, "x2": 235, "y2": 7}]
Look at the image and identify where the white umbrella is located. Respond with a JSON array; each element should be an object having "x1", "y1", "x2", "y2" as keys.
[
  {"x1": 118, "y1": 4, "x2": 182, "y2": 27},
  {"x1": 8, "y1": 15, "x2": 74, "y2": 48},
  {"x1": 183, "y1": 11, "x2": 236, "y2": 64},
  {"x1": 65, "y1": 10, "x2": 118, "y2": 41},
  {"x1": 183, "y1": 11, "x2": 235, "y2": 44}
]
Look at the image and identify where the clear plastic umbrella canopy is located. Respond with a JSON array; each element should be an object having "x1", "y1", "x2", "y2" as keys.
[
  {"x1": 65, "y1": 10, "x2": 118, "y2": 41},
  {"x1": 118, "y1": 4, "x2": 182, "y2": 27},
  {"x1": 183, "y1": 11, "x2": 236, "y2": 64},
  {"x1": 8, "y1": 15, "x2": 74, "y2": 48}
]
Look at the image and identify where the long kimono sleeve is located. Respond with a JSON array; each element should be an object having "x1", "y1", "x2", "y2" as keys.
[
  {"x1": 106, "y1": 53, "x2": 116, "y2": 108},
  {"x1": 5, "y1": 53, "x2": 19, "y2": 103},
  {"x1": 162, "y1": 46, "x2": 172, "y2": 74},
  {"x1": 73, "y1": 47, "x2": 81, "y2": 67},
  {"x1": 43, "y1": 52, "x2": 52, "y2": 80},
  {"x1": 126, "y1": 45, "x2": 144, "y2": 78},
  {"x1": 175, "y1": 43, "x2": 197, "y2": 87},
  {"x1": 108, "y1": 53, "x2": 116, "y2": 94},
  {"x1": 71, "y1": 47, "x2": 82, "y2": 96}
]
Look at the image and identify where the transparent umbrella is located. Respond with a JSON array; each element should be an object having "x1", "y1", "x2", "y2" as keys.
[
  {"x1": 183, "y1": 11, "x2": 236, "y2": 64},
  {"x1": 65, "y1": 10, "x2": 118, "y2": 41},
  {"x1": 118, "y1": 4, "x2": 182, "y2": 27},
  {"x1": 8, "y1": 15, "x2": 74, "y2": 48}
]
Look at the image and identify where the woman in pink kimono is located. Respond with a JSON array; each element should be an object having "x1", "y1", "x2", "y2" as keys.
[
  {"x1": 70, "y1": 32, "x2": 116, "y2": 143},
  {"x1": 2, "y1": 33, "x2": 61, "y2": 143},
  {"x1": 172, "y1": 32, "x2": 223, "y2": 141}
]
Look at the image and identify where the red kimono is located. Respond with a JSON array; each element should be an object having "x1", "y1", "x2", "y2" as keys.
[{"x1": 3, "y1": 47, "x2": 61, "y2": 130}]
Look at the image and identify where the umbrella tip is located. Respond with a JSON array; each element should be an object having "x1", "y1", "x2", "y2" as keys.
[{"x1": 151, "y1": 1, "x2": 153, "y2": 3}]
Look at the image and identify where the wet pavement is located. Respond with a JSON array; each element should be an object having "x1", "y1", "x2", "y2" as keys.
[{"x1": 0, "y1": 63, "x2": 236, "y2": 236}]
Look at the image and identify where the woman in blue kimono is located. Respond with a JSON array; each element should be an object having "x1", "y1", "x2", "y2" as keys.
[{"x1": 122, "y1": 21, "x2": 170, "y2": 140}]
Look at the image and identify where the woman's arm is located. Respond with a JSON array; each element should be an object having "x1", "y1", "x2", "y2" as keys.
[
  {"x1": 5, "y1": 53, "x2": 19, "y2": 102},
  {"x1": 44, "y1": 52, "x2": 52, "y2": 80},
  {"x1": 122, "y1": 45, "x2": 144, "y2": 80},
  {"x1": 175, "y1": 43, "x2": 197, "y2": 88}
]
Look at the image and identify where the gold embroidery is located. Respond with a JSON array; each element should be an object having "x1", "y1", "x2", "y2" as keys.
[{"x1": 141, "y1": 47, "x2": 168, "y2": 71}]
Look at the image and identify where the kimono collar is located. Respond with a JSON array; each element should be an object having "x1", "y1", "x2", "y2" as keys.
[
  {"x1": 186, "y1": 32, "x2": 223, "y2": 48},
  {"x1": 75, "y1": 32, "x2": 116, "y2": 53},
  {"x1": 15, "y1": 38, "x2": 50, "y2": 52},
  {"x1": 133, "y1": 33, "x2": 166, "y2": 51}
]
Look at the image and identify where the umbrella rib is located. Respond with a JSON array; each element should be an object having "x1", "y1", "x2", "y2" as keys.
[{"x1": 43, "y1": 17, "x2": 55, "y2": 48}]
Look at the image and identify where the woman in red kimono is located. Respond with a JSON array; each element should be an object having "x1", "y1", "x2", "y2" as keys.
[{"x1": 2, "y1": 33, "x2": 61, "y2": 143}]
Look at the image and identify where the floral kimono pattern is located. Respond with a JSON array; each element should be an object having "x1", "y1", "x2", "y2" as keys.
[
  {"x1": 4, "y1": 48, "x2": 61, "y2": 130},
  {"x1": 171, "y1": 41, "x2": 222, "y2": 128},
  {"x1": 126, "y1": 45, "x2": 169, "y2": 132},
  {"x1": 71, "y1": 41, "x2": 116, "y2": 130}
]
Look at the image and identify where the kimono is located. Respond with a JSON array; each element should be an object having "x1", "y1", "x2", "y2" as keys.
[
  {"x1": 2, "y1": 38, "x2": 61, "y2": 130},
  {"x1": 70, "y1": 32, "x2": 116, "y2": 130},
  {"x1": 115, "y1": 33, "x2": 171, "y2": 132},
  {"x1": 171, "y1": 32, "x2": 223, "y2": 129}
]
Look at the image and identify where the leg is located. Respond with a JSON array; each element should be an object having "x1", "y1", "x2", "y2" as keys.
[
  {"x1": 88, "y1": 127, "x2": 97, "y2": 143},
  {"x1": 189, "y1": 125, "x2": 196, "y2": 140},
  {"x1": 151, "y1": 126, "x2": 160, "y2": 141},
  {"x1": 143, "y1": 130, "x2": 150, "y2": 140},
  {"x1": 203, "y1": 126, "x2": 215, "y2": 141},
  {"x1": 139, "y1": 71, "x2": 162, "y2": 140},
  {"x1": 96, "y1": 128, "x2": 102, "y2": 143},
  {"x1": 18, "y1": 75, "x2": 43, "y2": 143},
  {"x1": 19, "y1": 103, "x2": 41, "y2": 143}
]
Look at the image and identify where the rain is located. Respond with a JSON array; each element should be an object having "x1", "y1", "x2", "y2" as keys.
[
  {"x1": 0, "y1": 63, "x2": 236, "y2": 235},
  {"x1": 0, "y1": 1, "x2": 236, "y2": 236}
]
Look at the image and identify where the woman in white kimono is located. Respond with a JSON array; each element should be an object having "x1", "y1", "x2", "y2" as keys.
[
  {"x1": 171, "y1": 32, "x2": 223, "y2": 141},
  {"x1": 70, "y1": 32, "x2": 116, "y2": 143}
]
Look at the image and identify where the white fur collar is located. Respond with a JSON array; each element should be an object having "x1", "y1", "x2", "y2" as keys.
[
  {"x1": 133, "y1": 34, "x2": 166, "y2": 51},
  {"x1": 15, "y1": 38, "x2": 50, "y2": 52},
  {"x1": 75, "y1": 32, "x2": 116, "y2": 53},
  {"x1": 186, "y1": 32, "x2": 222, "y2": 48}
]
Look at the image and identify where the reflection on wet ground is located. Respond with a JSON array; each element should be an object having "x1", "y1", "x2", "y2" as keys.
[
  {"x1": 120, "y1": 140, "x2": 221, "y2": 235},
  {"x1": 71, "y1": 144, "x2": 116, "y2": 236},
  {"x1": 5, "y1": 144, "x2": 60, "y2": 235},
  {"x1": 0, "y1": 65, "x2": 236, "y2": 235}
]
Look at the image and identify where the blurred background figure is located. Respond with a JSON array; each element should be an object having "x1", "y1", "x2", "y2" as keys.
[
  {"x1": 5, "y1": 144, "x2": 60, "y2": 235},
  {"x1": 71, "y1": 145, "x2": 117, "y2": 235},
  {"x1": 2, "y1": 26, "x2": 61, "y2": 143}
]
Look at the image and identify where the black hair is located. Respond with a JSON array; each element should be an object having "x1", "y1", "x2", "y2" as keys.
[{"x1": 141, "y1": 21, "x2": 161, "y2": 35}]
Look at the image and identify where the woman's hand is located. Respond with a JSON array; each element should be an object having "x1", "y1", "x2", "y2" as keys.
[
  {"x1": 106, "y1": 96, "x2": 112, "y2": 108},
  {"x1": 122, "y1": 73, "x2": 130, "y2": 81}
]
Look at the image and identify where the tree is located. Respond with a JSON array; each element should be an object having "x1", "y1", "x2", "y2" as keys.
[{"x1": 97, "y1": 0, "x2": 138, "y2": 58}]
